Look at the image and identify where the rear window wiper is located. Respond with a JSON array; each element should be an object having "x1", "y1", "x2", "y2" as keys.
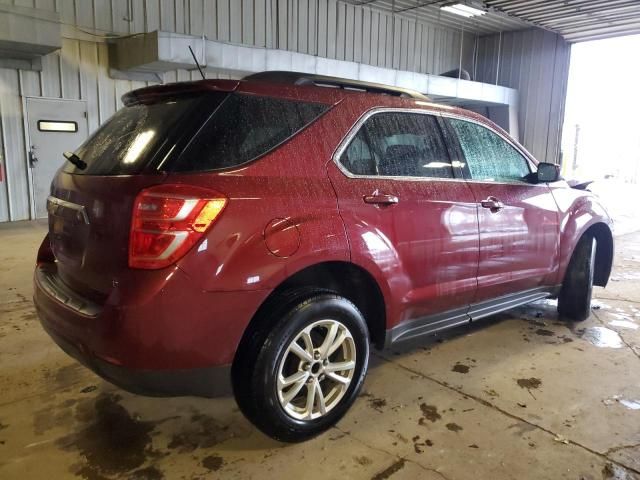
[{"x1": 63, "y1": 151, "x2": 87, "y2": 170}]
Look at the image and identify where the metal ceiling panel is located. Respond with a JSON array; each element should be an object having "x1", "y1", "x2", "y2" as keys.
[
  {"x1": 484, "y1": 0, "x2": 640, "y2": 42},
  {"x1": 342, "y1": 0, "x2": 531, "y2": 35},
  {"x1": 345, "y1": 0, "x2": 640, "y2": 42}
]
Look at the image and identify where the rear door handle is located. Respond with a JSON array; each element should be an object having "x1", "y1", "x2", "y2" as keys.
[
  {"x1": 480, "y1": 196, "x2": 504, "y2": 211},
  {"x1": 363, "y1": 193, "x2": 399, "y2": 205}
]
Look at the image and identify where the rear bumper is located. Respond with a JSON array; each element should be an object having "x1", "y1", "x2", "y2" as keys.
[
  {"x1": 41, "y1": 319, "x2": 231, "y2": 397},
  {"x1": 34, "y1": 263, "x2": 269, "y2": 397}
]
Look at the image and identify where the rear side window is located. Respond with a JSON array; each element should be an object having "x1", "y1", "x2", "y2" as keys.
[
  {"x1": 342, "y1": 129, "x2": 377, "y2": 175},
  {"x1": 66, "y1": 94, "x2": 220, "y2": 175},
  {"x1": 447, "y1": 118, "x2": 531, "y2": 182},
  {"x1": 339, "y1": 112, "x2": 454, "y2": 179},
  {"x1": 172, "y1": 94, "x2": 329, "y2": 172}
]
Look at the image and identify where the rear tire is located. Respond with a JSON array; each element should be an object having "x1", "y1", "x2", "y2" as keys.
[
  {"x1": 232, "y1": 290, "x2": 369, "y2": 442},
  {"x1": 558, "y1": 235, "x2": 596, "y2": 322}
]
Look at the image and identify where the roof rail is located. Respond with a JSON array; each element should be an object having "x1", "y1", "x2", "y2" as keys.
[{"x1": 242, "y1": 71, "x2": 429, "y2": 100}]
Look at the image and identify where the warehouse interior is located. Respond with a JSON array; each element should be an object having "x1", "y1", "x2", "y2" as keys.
[{"x1": 1, "y1": 1, "x2": 640, "y2": 479}]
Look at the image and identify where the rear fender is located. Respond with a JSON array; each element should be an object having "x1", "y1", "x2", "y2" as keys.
[{"x1": 346, "y1": 226, "x2": 411, "y2": 329}]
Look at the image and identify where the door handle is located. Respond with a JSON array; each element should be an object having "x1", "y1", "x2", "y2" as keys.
[
  {"x1": 363, "y1": 193, "x2": 399, "y2": 206},
  {"x1": 480, "y1": 196, "x2": 504, "y2": 211},
  {"x1": 29, "y1": 146, "x2": 38, "y2": 168}
]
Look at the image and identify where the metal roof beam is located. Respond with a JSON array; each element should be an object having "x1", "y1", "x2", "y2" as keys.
[
  {"x1": 561, "y1": 18, "x2": 640, "y2": 34},
  {"x1": 565, "y1": 25, "x2": 640, "y2": 42},
  {"x1": 523, "y1": 1, "x2": 640, "y2": 21},
  {"x1": 490, "y1": 0, "x2": 635, "y2": 18},
  {"x1": 547, "y1": 11, "x2": 640, "y2": 30}
]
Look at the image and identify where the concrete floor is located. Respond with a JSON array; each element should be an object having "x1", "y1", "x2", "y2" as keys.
[{"x1": 0, "y1": 220, "x2": 639, "y2": 480}]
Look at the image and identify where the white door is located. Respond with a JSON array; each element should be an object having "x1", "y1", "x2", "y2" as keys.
[{"x1": 25, "y1": 98, "x2": 88, "y2": 218}]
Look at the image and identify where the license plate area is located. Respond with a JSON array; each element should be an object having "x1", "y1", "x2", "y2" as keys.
[{"x1": 47, "y1": 196, "x2": 90, "y2": 268}]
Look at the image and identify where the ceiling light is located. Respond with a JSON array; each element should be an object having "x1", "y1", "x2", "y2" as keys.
[{"x1": 441, "y1": 3, "x2": 486, "y2": 18}]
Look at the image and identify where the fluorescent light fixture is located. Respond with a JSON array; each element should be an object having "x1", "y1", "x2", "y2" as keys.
[
  {"x1": 441, "y1": 3, "x2": 486, "y2": 18},
  {"x1": 38, "y1": 120, "x2": 78, "y2": 132}
]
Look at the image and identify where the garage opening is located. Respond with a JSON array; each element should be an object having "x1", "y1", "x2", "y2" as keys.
[{"x1": 561, "y1": 34, "x2": 640, "y2": 235}]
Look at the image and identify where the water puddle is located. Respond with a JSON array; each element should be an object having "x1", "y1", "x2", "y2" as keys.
[
  {"x1": 619, "y1": 399, "x2": 640, "y2": 410},
  {"x1": 610, "y1": 271, "x2": 640, "y2": 281},
  {"x1": 609, "y1": 320, "x2": 639, "y2": 330},
  {"x1": 578, "y1": 327, "x2": 624, "y2": 348},
  {"x1": 603, "y1": 396, "x2": 640, "y2": 410}
]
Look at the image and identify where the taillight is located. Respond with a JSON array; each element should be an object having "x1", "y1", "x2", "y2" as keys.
[{"x1": 129, "y1": 184, "x2": 227, "y2": 269}]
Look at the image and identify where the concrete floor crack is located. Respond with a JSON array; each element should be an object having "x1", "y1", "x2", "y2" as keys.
[
  {"x1": 375, "y1": 353, "x2": 640, "y2": 477},
  {"x1": 595, "y1": 296, "x2": 640, "y2": 306},
  {"x1": 333, "y1": 425, "x2": 452, "y2": 480},
  {"x1": 605, "y1": 443, "x2": 640, "y2": 455}
]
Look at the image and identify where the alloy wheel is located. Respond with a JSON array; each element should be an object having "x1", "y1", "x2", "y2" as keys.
[{"x1": 276, "y1": 319, "x2": 357, "y2": 420}]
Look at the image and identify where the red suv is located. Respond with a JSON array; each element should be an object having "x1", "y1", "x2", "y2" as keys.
[{"x1": 34, "y1": 71, "x2": 614, "y2": 442}]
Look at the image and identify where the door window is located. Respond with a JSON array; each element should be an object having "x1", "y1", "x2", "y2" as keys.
[
  {"x1": 339, "y1": 112, "x2": 454, "y2": 179},
  {"x1": 447, "y1": 118, "x2": 531, "y2": 182},
  {"x1": 341, "y1": 129, "x2": 377, "y2": 175}
]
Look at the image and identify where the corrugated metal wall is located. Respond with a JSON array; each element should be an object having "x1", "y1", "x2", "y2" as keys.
[
  {"x1": 0, "y1": 0, "x2": 476, "y2": 222},
  {"x1": 476, "y1": 28, "x2": 571, "y2": 164}
]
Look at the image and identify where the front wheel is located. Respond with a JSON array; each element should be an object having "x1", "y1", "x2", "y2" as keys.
[
  {"x1": 233, "y1": 292, "x2": 370, "y2": 442},
  {"x1": 558, "y1": 235, "x2": 596, "y2": 322}
]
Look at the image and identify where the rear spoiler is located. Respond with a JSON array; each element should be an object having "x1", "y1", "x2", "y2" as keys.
[{"x1": 122, "y1": 79, "x2": 239, "y2": 106}]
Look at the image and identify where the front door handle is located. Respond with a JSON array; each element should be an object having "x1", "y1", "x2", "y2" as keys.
[
  {"x1": 480, "y1": 196, "x2": 504, "y2": 211},
  {"x1": 363, "y1": 193, "x2": 399, "y2": 206}
]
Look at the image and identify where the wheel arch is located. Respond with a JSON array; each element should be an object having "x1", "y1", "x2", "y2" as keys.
[
  {"x1": 586, "y1": 222, "x2": 614, "y2": 287},
  {"x1": 562, "y1": 222, "x2": 614, "y2": 288},
  {"x1": 233, "y1": 261, "x2": 388, "y2": 368}
]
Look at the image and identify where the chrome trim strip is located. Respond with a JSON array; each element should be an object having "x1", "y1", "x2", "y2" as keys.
[
  {"x1": 331, "y1": 107, "x2": 544, "y2": 187},
  {"x1": 331, "y1": 107, "x2": 464, "y2": 182},
  {"x1": 47, "y1": 196, "x2": 90, "y2": 225},
  {"x1": 331, "y1": 107, "x2": 469, "y2": 183},
  {"x1": 386, "y1": 286, "x2": 560, "y2": 347},
  {"x1": 35, "y1": 266, "x2": 101, "y2": 317},
  {"x1": 463, "y1": 179, "x2": 548, "y2": 187},
  {"x1": 467, "y1": 290, "x2": 553, "y2": 321}
]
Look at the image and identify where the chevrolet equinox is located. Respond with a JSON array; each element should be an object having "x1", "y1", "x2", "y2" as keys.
[{"x1": 34, "y1": 71, "x2": 614, "y2": 442}]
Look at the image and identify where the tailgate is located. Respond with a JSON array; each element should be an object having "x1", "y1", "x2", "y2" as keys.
[{"x1": 48, "y1": 172, "x2": 165, "y2": 299}]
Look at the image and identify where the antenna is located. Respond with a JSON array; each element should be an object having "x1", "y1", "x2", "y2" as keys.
[{"x1": 188, "y1": 46, "x2": 205, "y2": 80}]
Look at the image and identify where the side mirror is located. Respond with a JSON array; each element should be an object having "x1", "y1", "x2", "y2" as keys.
[{"x1": 536, "y1": 162, "x2": 561, "y2": 183}]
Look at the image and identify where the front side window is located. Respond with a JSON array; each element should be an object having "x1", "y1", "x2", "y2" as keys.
[
  {"x1": 447, "y1": 118, "x2": 530, "y2": 182},
  {"x1": 339, "y1": 112, "x2": 454, "y2": 179}
]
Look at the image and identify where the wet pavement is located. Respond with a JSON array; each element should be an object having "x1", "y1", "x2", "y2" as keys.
[{"x1": 0, "y1": 220, "x2": 639, "y2": 479}]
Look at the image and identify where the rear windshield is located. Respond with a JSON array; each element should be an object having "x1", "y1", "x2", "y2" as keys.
[
  {"x1": 170, "y1": 94, "x2": 329, "y2": 172},
  {"x1": 65, "y1": 94, "x2": 222, "y2": 175},
  {"x1": 65, "y1": 92, "x2": 328, "y2": 175}
]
